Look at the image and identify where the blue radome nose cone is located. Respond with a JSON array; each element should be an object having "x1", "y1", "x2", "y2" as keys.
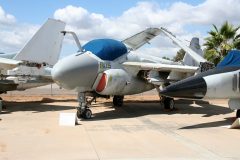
[
  {"x1": 52, "y1": 53, "x2": 99, "y2": 91},
  {"x1": 160, "y1": 76, "x2": 207, "y2": 99}
]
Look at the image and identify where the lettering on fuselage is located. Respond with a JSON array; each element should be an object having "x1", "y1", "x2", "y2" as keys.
[{"x1": 99, "y1": 62, "x2": 111, "y2": 71}]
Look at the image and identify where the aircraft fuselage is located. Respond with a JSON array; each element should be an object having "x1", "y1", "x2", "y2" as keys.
[{"x1": 52, "y1": 51, "x2": 155, "y2": 95}]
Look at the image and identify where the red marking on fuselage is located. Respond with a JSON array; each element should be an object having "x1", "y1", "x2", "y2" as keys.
[{"x1": 96, "y1": 73, "x2": 107, "y2": 92}]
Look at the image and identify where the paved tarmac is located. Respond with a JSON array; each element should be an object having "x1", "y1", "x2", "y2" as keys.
[{"x1": 0, "y1": 93, "x2": 239, "y2": 160}]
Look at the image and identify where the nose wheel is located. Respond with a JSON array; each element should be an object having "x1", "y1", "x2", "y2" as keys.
[{"x1": 76, "y1": 107, "x2": 92, "y2": 119}]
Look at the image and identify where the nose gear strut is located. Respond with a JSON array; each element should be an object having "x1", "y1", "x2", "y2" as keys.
[{"x1": 76, "y1": 92, "x2": 95, "y2": 119}]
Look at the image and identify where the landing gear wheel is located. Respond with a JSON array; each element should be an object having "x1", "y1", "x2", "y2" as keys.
[
  {"x1": 163, "y1": 97, "x2": 175, "y2": 110},
  {"x1": 76, "y1": 108, "x2": 92, "y2": 119},
  {"x1": 113, "y1": 96, "x2": 124, "y2": 107},
  {"x1": 83, "y1": 109, "x2": 92, "y2": 119},
  {"x1": 76, "y1": 109, "x2": 82, "y2": 119},
  {"x1": 236, "y1": 109, "x2": 240, "y2": 118}
]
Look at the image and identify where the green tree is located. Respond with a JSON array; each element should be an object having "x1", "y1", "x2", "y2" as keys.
[
  {"x1": 173, "y1": 49, "x2": 185, "y2": 62},
  {"x1": 204, "y1": 21, "x2": 240, "y2": 65}
]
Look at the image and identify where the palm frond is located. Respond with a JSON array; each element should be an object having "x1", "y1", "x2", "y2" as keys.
[{"x1": 212, "y1": 24, "x2": 218, "y2": 32}]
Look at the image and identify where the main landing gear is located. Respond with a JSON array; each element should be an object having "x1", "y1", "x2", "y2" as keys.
[
  {"x1": 76, "y1": 92, "x2": 95, "y2": 119},
  {"x1": 113, "y1": 96, "x2": 124, "y2": 107},
  {"x1": 162, "y1": 97, "x2": 175, "y2": 110},
  {"x1": 155, "y1": 85, "x2": 175, "y2": 110}
]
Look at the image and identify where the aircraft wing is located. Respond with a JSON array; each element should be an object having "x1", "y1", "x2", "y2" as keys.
[
  {"x1": 122, "y1": 28, "x2": 161, "y2": 50},
  {"x1": 123, "y1": 62, "x2": 198, "y2": 85},
  {"x1": 123, "y1": 62, "x2": 198, "y2": 73},
  {"x1": 122, "y1": 27, "x2": 207, "y2": 64},
  {"x1": 159, "y1": 27, "x2": 207, "y2": 64},
  {"x1": 0, "y1": 57, "x2": 22, "y2": 69}
]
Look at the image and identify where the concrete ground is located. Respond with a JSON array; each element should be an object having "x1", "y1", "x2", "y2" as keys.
[{"x1": 0, "y1": 91, "x2": 239, "y2": 160}]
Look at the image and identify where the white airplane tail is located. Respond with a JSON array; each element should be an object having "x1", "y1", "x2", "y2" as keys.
[
  {"x1": 183, "y1": 37, "x2": 204, "y2": 66},
  {"x1": 14, "y1": 19, "x2": 66, "y2": 66}
]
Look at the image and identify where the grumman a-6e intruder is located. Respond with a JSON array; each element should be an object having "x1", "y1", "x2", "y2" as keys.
[{"x1": 52, "y1": 28, "x2": 209, "y2": 119}]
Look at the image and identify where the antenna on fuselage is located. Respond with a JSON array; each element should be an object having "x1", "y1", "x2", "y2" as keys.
[{"x1": 61, "y1": 31, "x2": 83, "y2": 52}]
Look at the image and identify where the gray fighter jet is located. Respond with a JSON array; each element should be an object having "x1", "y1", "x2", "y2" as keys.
[
  {"x1": 0, "y1": 19, "x2": 65, "y2": 98},
  {"x1": 52, "y1": 27, "x2": 210, "y2": 119},
  {"x1": 161, "y1": 50, "x2": 240, "y2": 118}
]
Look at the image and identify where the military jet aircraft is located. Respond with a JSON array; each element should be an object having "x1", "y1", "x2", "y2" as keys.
[
  {"x1": 161, "y1": 50, "x2": 240, "y2": 118},
  {"x1": 0, "y1": 19, "x2": 65, "y2": 98},
  {"x1": 52, "y1": 27, "x2": 209, "y2": 119}
]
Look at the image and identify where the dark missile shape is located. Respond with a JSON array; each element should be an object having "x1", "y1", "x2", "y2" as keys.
[
  {"x1": 161, "y1": 50, "x2": 240, "y2": 100},
  {"x1": 160, "y1": 75, "x2": 207, "y2": 99}
]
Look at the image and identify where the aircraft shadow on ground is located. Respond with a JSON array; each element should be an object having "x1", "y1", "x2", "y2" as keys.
[
  {"x1": 179, "y1": 117, "x2": 235, "y2": 129},
  {"x1": 87, "y1": 99, "x2": 233, "y2": 122},
  {"x1": 1, "y1": 98, "x2": 234, "y2": 129},
  {"x1": 1, "y1": 98, "x2": 76, "y2": 114}
]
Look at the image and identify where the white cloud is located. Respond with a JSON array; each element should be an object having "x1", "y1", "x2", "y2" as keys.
[
  {"x1": 168, "y1": 0, "x2": 240, "y2": 26},
  {"x1": 2, "y1": 0, "x2": 240, "y2": 57},
  {"x1": 0, "y1": 6, "x2": 15, "y2": 25},
  {"x1": 54, "y1": 5, "x2": 109, "y2": 41},
  {"x1": 0, "y1": 6, "x2": 39, "y2": 53},
  {"x1": 53, "y1": 0, "x2": 240, "y2": 58},
  {"x1": 138, "y1": 46, "x2": 179, "y2": 59},
  {"x1": 0, "y1": 24, "x2": 39, "y2": 52}
]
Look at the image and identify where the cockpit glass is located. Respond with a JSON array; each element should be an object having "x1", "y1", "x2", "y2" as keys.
[{"x1": 82, "y1": 39, "x2": 127, "y2": 61}]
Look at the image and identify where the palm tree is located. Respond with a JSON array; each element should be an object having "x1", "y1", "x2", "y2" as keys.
[
  {"x1": 204, "y1": 21, "x2": 240, "y2": 65},
  {"x1": 173, "y1": 49, "x2": 185, "y2": 62}
]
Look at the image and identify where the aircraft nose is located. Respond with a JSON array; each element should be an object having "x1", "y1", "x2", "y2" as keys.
[
  {"x1": 160, "y1": 76, "x2": 207, "y2": 99},
  {"x1": 52, "y1": 53, "x2": 99, "y2": 91}
]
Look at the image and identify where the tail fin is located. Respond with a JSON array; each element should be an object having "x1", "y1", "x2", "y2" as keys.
[
  {"x1": 14, "y1": 18, "x2": 66, "y2": 66},
  {"x1": 183, "y1": 37, "x2": 203, "y2": 66}
]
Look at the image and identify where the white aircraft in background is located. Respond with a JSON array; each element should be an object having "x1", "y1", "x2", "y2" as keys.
[
  {"x1": 52, "y1": 27, "x2": 212, "y2": 119},
  {"x1": 161, "y1": 49, "x2": 240, "y2": 118},
  {"x1": 0, "y1": 18, "x2": 65, "y2": 99}
]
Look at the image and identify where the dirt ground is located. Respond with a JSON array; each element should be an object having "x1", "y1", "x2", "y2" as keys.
[{"x1": 0, "y1": 91, "x2": 239, "y2": 160}]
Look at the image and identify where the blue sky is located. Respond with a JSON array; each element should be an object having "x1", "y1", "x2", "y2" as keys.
[
  {"x1": 0, "y1": 0, "x2": 239, "y2": 58},
  {"x1": 1, "y1": 0, "x2": 205, "y2": 24}
]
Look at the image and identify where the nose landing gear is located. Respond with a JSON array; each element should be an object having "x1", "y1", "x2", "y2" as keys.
[
  {"x1": 77, "y1": 107, "x2": 92, "y2": 119},
  {"x1": 76, "y1": 92, "x2": 95, "y2": 119}
]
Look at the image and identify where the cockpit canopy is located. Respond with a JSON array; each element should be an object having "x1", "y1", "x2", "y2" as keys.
[{"x1": 83, "y1": 39, "x2": 128, "y2": 61}]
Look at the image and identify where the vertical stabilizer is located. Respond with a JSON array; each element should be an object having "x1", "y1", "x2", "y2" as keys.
[
  {"x1": 14, "y1": 19, "x2": 66, "y2": 66},
  {"x1": 183, "y1": 37, "x2": 203, "y2": 66}
]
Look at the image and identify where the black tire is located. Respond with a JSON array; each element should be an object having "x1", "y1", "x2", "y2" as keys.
[
  {"x1": 164, "y1": 97, "x2": 175, "y2": 110},
  {"x1": 83, "y1": 109, "x2": 92, "y2": 119},
  {"x1": 236, "y1": 109, "x2": 240, "y2": 118},
  {"x1": 113, "y1": 96, "x2": 124, "y2": 107},
  {"x1": 76, "y1": 110, "x2": 83, "y2": 119}
]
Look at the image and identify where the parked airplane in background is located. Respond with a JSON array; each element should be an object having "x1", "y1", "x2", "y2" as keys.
[
  {"x1": 52, "y1": 27, "x2": 210, "y2": 119},
  {"x1": 0, "y1": 19, "x2": 65, "y2": 99},
  {"x1": 161, "y1": 50, "x2": 240, "y2": 118}
]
